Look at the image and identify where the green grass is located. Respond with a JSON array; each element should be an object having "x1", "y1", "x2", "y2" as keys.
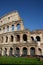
[{"x1": 0, "y1": 56, "x2": 43, "y2": 64}]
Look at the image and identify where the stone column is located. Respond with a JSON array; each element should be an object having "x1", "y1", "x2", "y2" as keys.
[
  {"x1": 20, "y1": 21, "x2": 24, "y2": 30},
  {"x1": 27, "y1": 34, "x2": 32, "y2": 43},
  {"x1": 0, "y1": 37, "x2": 1, "y2": 43},
  {"x1": 37, "y1": 42, "x2": 40, "y2": 46},
  {"x1": 42, "y1": 48, "x2": 43, "y2": 55},
  {"x1": 1, "y1": 27, "x2": 3, "y2": 33},
  {"x1": 5, "y1": 26, "x2": 7, "y2": 32},
  {"x1": 13, "y1": 35, "x2": 16, "y2": 43},
  {"x1": 2, "y1": 47, "x2": 4, "y2": 56},
  {"x1": 14, "y1": 24, "x2": 17, "y2": 31},
  {"x1": 3, "y1": 36, "x2": 6, "y2": 43},
  {"x1": 12, "y1": 48, "x2": 15, "y2": 55},
  {"x1": 20, "y1": 34, "x2": 23, "y2": 42},
  {"x1": 8, "y1": 35, "x2": 11, "y2": 42},
  {"x1": 27, "y1": 47, "x2": 30, "y2": 55},
  {"x1": 35, "y1": 47, "x2": 38, "y2": 55},
  {"x1": 1, "y1": 49, "x2": 3, "y2": 56},
  {"x1": 9, "y1": 25, "x2": 12, "y2": 31},
  {"x1": 7, "y1": 47, "x2": 10, "y2": 56},
  {"x1": 20, "y1": 47, "x2": 22, "y2": 56}
]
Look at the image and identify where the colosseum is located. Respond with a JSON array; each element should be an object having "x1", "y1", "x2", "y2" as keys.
[{"x1": 0, "y1": 11, "x2": 43, "y2": 57}]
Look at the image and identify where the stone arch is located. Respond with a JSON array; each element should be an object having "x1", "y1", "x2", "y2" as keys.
[
  {"x1": 36, "y1": 36, "x2": 41, "y2": 41},
  {"x1": 4, "y1": 48, "x2": 7, "y2": 56},
  {"x1": 3, "y1": 27, "x2": 5, "y2": 32},
  {"x1": 23, "y1": 34, "x2": 27, "y2": 41},
  {"x1": 11, "y1": 35, "x2": 14, "y2": 42},
  {"x1": 6, "y1": 36, "x2": 8, "y2": 42},
  {"x1": 15, "y1": 47, "x2": 20, "y2": 56},
  {"x1": 23, "y1": 47, "x2": 27, "y2": 56},
  {"x1": 9, "y1": 47, "x2": 13, "y2": 56},
  {"x1": 16, "y1": 35, "x2": 20, "y2": 41},
  {"x1": 31, "y1": 36, "x2": 34, "y2": 41},
  {"x1": 17, "y1": 23, "x2": 20, "y2": 30},
  {"x1": 7, "y1": 25, "x2": 9, "y2": 31},
  {"x1": 38, "y1": 48, "x2": 42, "y2": 55},
  {"x1": 30, "y1": 47, "x2": 35, "y2": 55}
]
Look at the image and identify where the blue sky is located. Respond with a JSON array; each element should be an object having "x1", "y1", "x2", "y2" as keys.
[{"x1": 0, "y1": 0, "x2": 43, "y2": 31}]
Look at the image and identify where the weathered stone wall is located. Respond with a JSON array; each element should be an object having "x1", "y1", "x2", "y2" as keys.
[{"x1": 0, "y1": 11, "x2": 43, "y2": 56}]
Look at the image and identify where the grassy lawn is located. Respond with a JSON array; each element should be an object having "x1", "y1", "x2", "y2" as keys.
[{"x1": 0, "y1": 56, "x2": 43, "y2": 64}]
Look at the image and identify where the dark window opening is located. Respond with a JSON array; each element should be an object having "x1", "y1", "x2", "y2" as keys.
[
  {"x1": 23, "y1": 34, "x2": 27, "y2": 41},
  {"x1": 9, "y1": 48, "x2": 13, "y2": 56},
  {"x1": 12, "y1": 25, "x2": 14, "y2": 31},
  {"x1": 8, "y1": 17, "x2": 10, "y2": 19},
  {"x1": 16, "y1": 35, "x2": 20, "y2": 41},
  {"x1": 4, "y1": 48, "x2": 7, "y2": 56},
  {"x1": 36, "y1": 36, "x2": 40, "y2": 41},
  {"x1": 7, "y1": 26, "x2": 9, "y2": 31},
  {"x1": 11, "y1": 36, "x2": 13, "y2": 42},
  {"x1": 3, "y1": 27, "x2": 5, "y2": 32},
  {"x1": 30, "y1": 47, "x2": 35, "y2": 55},
  {"x1": 0, "y1": 28, "x2": 1, "y2": 31},
  {"x1": 15, "y1": 47, "x2": 20, "y2": 56},
  {"x1": 31, "y1": 36, "x2": 34, "y2": 41},
  {"x1": 17, "y1": 24, "x2": 20, "y2": 30},
  {"x1": 23, "y1": 47, "x2": 27, "y2": 56}
]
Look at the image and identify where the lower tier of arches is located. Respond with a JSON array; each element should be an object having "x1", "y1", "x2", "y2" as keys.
[{"x1": 0, "y1": 46, "x2": 42, "y2": 56}]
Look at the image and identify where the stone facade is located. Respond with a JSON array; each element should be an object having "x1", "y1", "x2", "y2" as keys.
[{"x1": 0, "y1": 11, "x2": 43, "y2": 56}]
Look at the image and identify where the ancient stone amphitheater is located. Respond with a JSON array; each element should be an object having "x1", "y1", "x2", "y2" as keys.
[{"x1": 0, "y1": 11, "x2": 43, "y2": 57}]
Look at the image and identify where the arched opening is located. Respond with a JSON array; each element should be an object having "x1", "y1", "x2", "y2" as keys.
[
  {"x1": 17, "y1": 24, "x2": 20, "y2": 30},
  {"x1": 0, "y1": 48, "x2": 2, "y2": 56},
  {"x1": 11, "y1": 35, "x2": 14, "y2": 42},
  {"x1": 12, "y1": 25, "x2": 14, "y2": 31},
  {"x1": 23, "y1": 34, "x2": 27, "y2": 41},
  {"x1": 16, "y1": 35, "x2": 20, "y2": 41},
  {"x1": 15, "y1": 47, "x2": 20, "y2": 56},
  {"x1": 6, "y1": 36, "x2": 8, "y2": 42},
  {"x1": 30, "y1": 47, "x2": 35, "y2": 55},
  {"x1": 38, "y1": 48, "x2": 42, "y2": 55},
  {"x1": 36, "y1": 36, "x2": 40, "y2": 41},
  {"x1": 23, "y1": 47, "x2": 27, "y2": 56},
  {"x1": 7, "y1": 26, "x2": 9, "y2": 31},
  {"x1": 3, "y1": 27, "x2": 5, "y2": 32},
  {"x1": 4, "y1": 48, "x2": 7, "y2": 56},
  {"x1": 9, "y1": 48, "x2": 13, "y2": 56},
  {"x1": 31, "y1": 36, "x2": 34, "y2": 41}
]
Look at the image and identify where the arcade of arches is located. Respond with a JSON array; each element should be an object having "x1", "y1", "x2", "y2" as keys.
[
  {"x1": 0, "y1": 47, "x2": 42, "y2": 56},
  {"x1": 0, "y1": 11, "x2": 43, "y2": 57},
  {"x1": 1, "y1": 34, "x2": 28, "y2": 43},
  {"x1": 0, "y1": 34, "x2": 42, "y2": 56}
]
